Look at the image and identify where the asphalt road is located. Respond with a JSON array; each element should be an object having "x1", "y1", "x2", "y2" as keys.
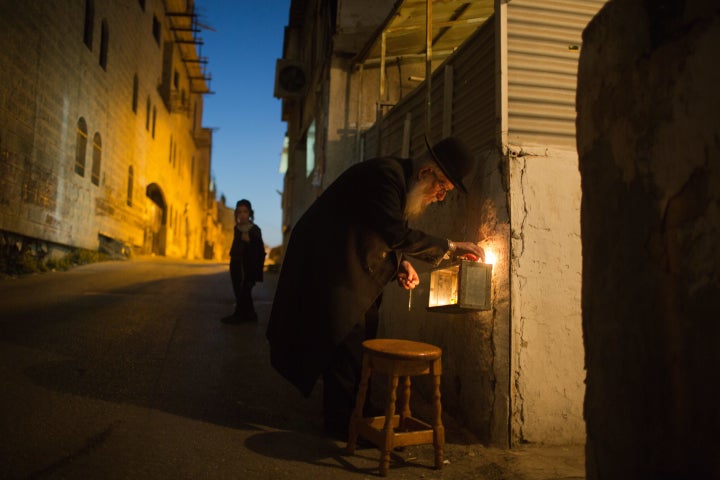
[{"x1": 0, "y1": 257, "x2": 584, "y2": 479}]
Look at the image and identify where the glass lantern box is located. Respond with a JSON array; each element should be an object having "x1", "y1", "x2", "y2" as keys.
[{"x1": 427, "y1": 260, "x2": 492, "y2": 312}]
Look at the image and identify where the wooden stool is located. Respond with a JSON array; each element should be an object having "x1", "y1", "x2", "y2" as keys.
[{"x1": 346, "y1": 338, "x2": 444, "y2": 476}]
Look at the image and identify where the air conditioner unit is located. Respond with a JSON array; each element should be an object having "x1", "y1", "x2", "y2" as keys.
[{"x1": 274, "y1": 59, "x2": 309, "y2": 99}]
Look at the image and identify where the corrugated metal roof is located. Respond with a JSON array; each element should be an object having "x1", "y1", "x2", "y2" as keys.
[{"x1": 354, "y1": 0, "x2": 494, "y2": 65}]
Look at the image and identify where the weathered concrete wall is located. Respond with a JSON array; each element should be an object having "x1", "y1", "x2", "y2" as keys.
[
  {"x1": 508, "y1": 146, "x2": 585, "y2": 445},
  {"x1": 577, "y1": 0, "x2": 720, "y2": 477},
  {"x1": 381, "y1": 145, "x2": 511, "y2": 445}
]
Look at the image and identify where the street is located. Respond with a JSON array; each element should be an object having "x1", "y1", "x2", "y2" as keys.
[{"x1": 0, "y1": 257, "x2": 584, "y2": 479}]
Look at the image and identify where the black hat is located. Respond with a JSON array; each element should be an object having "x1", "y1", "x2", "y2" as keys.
[{"x1": 424, "y1": 136, "x2": 473, "y2": 194}]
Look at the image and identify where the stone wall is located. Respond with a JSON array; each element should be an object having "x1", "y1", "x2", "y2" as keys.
[
  {"x1": 577, "y1": 0, "x2": 720, "y2": 477},
  {"x1": 0, "y1": 1, "x2": 215, "y2": 260}
]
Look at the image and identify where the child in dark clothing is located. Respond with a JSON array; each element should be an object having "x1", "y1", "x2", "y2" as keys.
[{"x1": 223, "y1": 199, "x2": 266, "y2": 323}]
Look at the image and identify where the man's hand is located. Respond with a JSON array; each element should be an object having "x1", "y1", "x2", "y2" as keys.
[
  {"x1": 397, "y1": 260, "x2": 420, "y2": 290},
  {"x1": 453, "y1": 241, "x2": 486, "y2": 262}
]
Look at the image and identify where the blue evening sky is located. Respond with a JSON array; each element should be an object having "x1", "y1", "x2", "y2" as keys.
[{"x1": 196, "y1": 0, "x2": 291, "y2": 247}]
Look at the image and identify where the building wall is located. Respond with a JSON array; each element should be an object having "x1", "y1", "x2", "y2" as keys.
[
  {"x1": 508, "y1": 146, "x2": 584, "y2": 444},
  {"x1": 0, "y1": 0, "x2": 216, "y2": 260},
  {"x1": 578, "y1": 0, "x2": 720, "y2": 477},
  {"x1": 277, "y1": 0, "x2": 603, "y2": 447},
  {"x1": 370, "y1": 22, "x2": 511, "y2": 445},
  {"x1": 503, "y1": 0, "x2": 607, "y2": 445}
]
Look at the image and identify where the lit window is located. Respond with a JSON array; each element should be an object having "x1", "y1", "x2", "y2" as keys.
[{"x1": 306, "y1": 120, "x2": 315, "y2": 178}]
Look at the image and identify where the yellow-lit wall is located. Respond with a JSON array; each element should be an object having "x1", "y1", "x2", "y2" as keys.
[{"x1": 0, "y1": 0, "x2": 218, "y2": 259}]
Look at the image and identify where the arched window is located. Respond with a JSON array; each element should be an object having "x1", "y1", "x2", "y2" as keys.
[
  {"x1": 83, "y1": 0, "x2": 94, "y2": 49},
  {"x1": 127, "y1": 166, "x2": 134, "y2": 206},
  {"x1": 99, "y1": 19, "x2": 109, "y2": 69},
  {"x1": 75, "y1": 118, "x2": 88, "y2": 176},
  {"x1": 132, "y1": 75, "x2": 139, "y2": 113},
  {"x1": 91, "y1": 132, "x2": 102, "y2": 186},
  {"x1": 151, "y1": 106, "x2": 157, "y2": 138}
]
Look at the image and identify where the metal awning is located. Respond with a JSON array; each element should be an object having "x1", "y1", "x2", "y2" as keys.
[{"x1": 353, "y1": 0, "x2": 494, "y2": 66}]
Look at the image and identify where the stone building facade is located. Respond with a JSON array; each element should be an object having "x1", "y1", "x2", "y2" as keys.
[{"x1": 0, "y1": 0, "x2": 221, "y2": 261}]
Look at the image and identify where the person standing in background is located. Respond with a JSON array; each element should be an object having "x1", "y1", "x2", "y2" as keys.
[{"x1": 223, "y1": 199, "x2": 266, "y2": 324}]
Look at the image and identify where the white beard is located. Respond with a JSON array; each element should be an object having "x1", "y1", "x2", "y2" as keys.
[{"x1": 404, "y1": 176, "x2": 434, "y2": 220}]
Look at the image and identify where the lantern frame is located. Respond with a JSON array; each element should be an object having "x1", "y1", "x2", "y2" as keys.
[{"x1": 427, "y1": 260, "x2": 492, "y2": 312}]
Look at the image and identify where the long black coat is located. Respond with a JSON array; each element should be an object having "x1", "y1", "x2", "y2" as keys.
[
  {"x1": 229, "y1": 223, "x2": 265, "y2": 283},
  {"x1": 266, "y1": 156, "x2": 449, "y2": 397}
]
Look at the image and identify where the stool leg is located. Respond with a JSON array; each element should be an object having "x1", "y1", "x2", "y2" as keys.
[
  {"x1": 347, "y1": 355, "x2": 371, "y2": 454},
  {"x1": 398, "y1": 376, "x2": 412, "y2": 429},
  {"x1": 431, "y1": 362, "x2": 445, "y2": 469},
  {"x1": 379, "y1": 374, "x2": 399, "y2": 476}
]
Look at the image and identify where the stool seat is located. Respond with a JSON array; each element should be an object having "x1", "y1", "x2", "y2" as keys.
[
  {"x1": 347, "y1": 338, "x2": 444, "y2": 476},
  {"x1": 362, "y1": 338, "x2": 442, "y2": 361}
]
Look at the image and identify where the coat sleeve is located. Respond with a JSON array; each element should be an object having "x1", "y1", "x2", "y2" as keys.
[{"x1": 362, "y1": 160, "x2": 449, "y2": 265}]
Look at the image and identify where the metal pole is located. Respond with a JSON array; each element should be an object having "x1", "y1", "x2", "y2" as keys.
[{"x1": 425, "y1": 0, "x2": 432, "y2": 136}]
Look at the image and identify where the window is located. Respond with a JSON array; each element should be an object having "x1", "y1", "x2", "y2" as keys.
[
  {"x1": 151, "y1": 106, "x2": 157, "y2": 138},
  {"x1": 127, "y1": 166, "x2": 134, "y2": 206},
  {"x1": 173, "y1": 70, "x2": 179, "y2": 89},
  {"x1": 83, "y1": 0, "x2": 94, "y2": 49},
  {"x1": 145, "y1": 97, "x2": 151, "y2": 130},
  {"x1": 306, "y1": 120, "x2": 316, "y2": 178},
  {"x1": 99, "y1": 19, "x2": 109, "y2": 69},
  {"x1": 132, "y1": 75, "x2": 139, "y2": 113},
  {"x1": 152, "y1": 16, "x2": 161, "y2": 45},
  {"x1": 91, "y1": 133, "x2": 102, "y2": 186},
  {"x1": 75, "y1": 118, "x2": 88, "y2": 176}
]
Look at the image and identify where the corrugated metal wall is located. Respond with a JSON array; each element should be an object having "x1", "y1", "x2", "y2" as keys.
[
  {"x1": 450, "y1": 19, "x2": 496, "y2": 151},
  {"x1": 506, "y1": 0, "x2": 606, "y2": 148},
  {"x1": 362, "y1": 17, "x2": 497, "y2": 159}
]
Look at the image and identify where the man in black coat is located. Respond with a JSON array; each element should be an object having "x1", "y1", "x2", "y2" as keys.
[{"x1": 266, "y1": 136, "x2": 485, "y2": 437}]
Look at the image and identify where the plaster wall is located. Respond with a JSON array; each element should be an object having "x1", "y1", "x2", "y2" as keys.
[{"x1": 508, "y1": 146, "x2": 585, "y2": 445}]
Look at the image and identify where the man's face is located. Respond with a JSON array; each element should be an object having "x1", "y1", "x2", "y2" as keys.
[
  {"x1": 422, "y1": 167, "x2": 453, "y2": 203},
  {"x1": 404, "y1": 166, "x2": 454, "y2": 219}
]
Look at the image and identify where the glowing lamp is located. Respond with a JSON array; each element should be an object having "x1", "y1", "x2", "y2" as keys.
[{"x1": 427, "y1": 259, "x2": 492, "y2": 312}]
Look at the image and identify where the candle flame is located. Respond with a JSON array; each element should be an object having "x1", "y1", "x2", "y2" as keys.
[{"x1": 484, "y1": 249, "x2": 497, "y2": 265}]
